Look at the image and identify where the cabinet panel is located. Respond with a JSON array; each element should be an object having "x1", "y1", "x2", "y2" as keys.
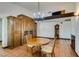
[
  {"x1": 7, "y1": 16, "x2": 15, "y2": 48},
  {"x1": 13, "y1": 18, "x2": 21, "y2": 47}
]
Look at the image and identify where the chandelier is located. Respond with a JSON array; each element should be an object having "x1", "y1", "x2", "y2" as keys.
[{"x1": 33, "y1": 2, "x2": 44, "y2": 21}]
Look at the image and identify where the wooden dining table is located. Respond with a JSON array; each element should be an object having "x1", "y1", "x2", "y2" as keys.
[
  {"x1": 26, "y1": 37, "x2": 51, "y2": 56},
  {"x1": 27, "y1": 37, "x2": 51, "y2": 46}
]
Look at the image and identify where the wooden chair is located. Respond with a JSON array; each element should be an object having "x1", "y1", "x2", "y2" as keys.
[
  {"x1": 26, "y1": 44, "x2": 41, "y2": 56},
  {"x1": 41, "y1": 39, "x2": 56, "y2": 57},
  {"x1": 26, "y1": 39, "x2": 41, "y2": 56}
]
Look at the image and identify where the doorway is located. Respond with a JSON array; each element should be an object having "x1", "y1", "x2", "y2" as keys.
[{"x1": 54, "y1": 24, "x2": 59, "y2": 39}]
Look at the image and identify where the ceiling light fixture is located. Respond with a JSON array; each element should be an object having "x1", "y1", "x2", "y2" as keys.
[{"x1": 33, "y1": 2, "x2": 44, "y2": 21}]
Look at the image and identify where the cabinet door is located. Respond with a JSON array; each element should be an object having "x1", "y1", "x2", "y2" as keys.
[
  {"x1": 22, "y1": 18, "x2": 33, "y2": 44},
  {"x1": 21, "y1": 18, "x2": 27, "y2": 45},
  {"x1": 7, "y1": 17, "x2": 14, "y2": 48},
  {"x1": 13, "y1": 18, "x2": 20, "y2": 47},
  {"x1": 31, "y1": 21, "x2": 37, "y2": 37},
  {"x1": 34, "y1": 23, "x2": 37, "y2": 37}
]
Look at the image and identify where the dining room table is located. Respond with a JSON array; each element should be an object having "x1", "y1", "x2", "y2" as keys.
[
  {"x1": 26, "y1": 37, "x2": 51, "y2": 56},
  {"x1": 27, "y1": 37, "x2": 51, "y2": 46}
]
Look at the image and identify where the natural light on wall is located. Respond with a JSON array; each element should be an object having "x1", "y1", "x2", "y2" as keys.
[{"x1": 74, "y1": 12, "x2": 79, "y2": 16}]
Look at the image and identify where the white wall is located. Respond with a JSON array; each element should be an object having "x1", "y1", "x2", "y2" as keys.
[
  {"x1": 0, "y1": 18, "x2": 2, "y2": 41},
  {"x1": 37, "y1": 21, "x2": 59, "y2": 38},
  {"x1": 60, "y1": 19, "x2": 72, "y2": 38},
  {"x1": 37, "y1": 17, "x2": 72, "y2": 38}
]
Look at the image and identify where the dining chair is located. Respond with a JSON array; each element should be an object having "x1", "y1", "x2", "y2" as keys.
[
  {"x1": 26, "y1": 41, "x2": 41, "y2": 56},
  {"x1": 23, "y1": 31, "x2": 29, "y2": 44},
  {"x1": 41, "y1": 39, "x2": 56, "y2": 57}
]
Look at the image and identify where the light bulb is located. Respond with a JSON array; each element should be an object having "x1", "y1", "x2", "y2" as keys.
[{"x1": 38, "y1": 12, "x2": 40, "y2": 15}]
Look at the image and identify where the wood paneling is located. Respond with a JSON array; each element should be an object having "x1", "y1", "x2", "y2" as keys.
[
  {"x1": 13, "y1": 18, "x2": 21, "y2": 47},
  {"x1": 7, "y1": 14, "x2": 36, "y2": 48}
]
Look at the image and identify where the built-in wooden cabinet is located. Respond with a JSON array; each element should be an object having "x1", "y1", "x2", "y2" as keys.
[{"x1": 7, "y1": 14, "x2": 36, "y2": 48}]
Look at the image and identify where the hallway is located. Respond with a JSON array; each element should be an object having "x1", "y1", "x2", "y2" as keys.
[{"x1": 0, "y1": 39, "x2": 77, "y2": 57}]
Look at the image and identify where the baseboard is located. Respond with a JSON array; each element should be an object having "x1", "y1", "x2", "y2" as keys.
[
  {"x1": 60, "y1": 38, "x2": 70, "y2": 40},
  {"x1": 37, "y1": 36, "x2": 70, "y2": 40},
  {"x1": 2, "y1": 46, "x2": 8, "y2": 49},
  {"x1": 37, "y1": 36, "x2": 54, "y2": 39}
]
